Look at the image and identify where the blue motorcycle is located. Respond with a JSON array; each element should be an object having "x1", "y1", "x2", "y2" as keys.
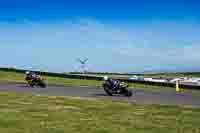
[{"x1": 103, "y1": 81, "x2": 132, "y2": 97}]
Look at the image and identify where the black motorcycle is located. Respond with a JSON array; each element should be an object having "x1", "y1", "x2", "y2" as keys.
[
  {"x1": 103, "y1": 81, "x2": 132, "y2": 97},
  {"x1": 25, "y1": 75, "x2": 47, "y2": 88}
]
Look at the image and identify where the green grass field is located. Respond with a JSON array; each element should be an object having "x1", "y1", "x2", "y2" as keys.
[
  {"x1": 0, "y1": 70, "x2": 200, "y2": 132},
  {"x1": 0, "y1": 91, "x2": 199, "y2": 133}
]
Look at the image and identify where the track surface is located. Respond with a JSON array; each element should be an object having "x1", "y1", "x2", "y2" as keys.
[{"x1": 0, "y1": 83, "x2": 200, "y2": 107}]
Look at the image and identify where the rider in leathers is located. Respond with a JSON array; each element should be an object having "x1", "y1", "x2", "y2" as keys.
[
  {"x1": 25, "y1": 71, "x2": 41, "y2": 81},
  {"x1": 103, "y1": 76, "x2": 120, "y2": 92}
]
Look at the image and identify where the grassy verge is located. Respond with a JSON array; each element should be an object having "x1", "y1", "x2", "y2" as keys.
[{"x1": 0, "y1": 91, "x2": 199, "y2": 133}]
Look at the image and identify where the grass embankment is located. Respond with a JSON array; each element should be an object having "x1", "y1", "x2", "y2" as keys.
[{"x1": 0, "y1": 92, "x2": 199, "y2": 133}]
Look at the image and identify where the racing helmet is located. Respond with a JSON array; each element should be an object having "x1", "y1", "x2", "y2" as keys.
[
  {"x1": 103, "y1": 76, "x2": 109, "y2": 81},
  {"x1": 25, "y1": 71, "x2": 30, "y2": 75}
]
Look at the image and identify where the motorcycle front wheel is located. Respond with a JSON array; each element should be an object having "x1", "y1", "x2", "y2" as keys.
[
  {"x1": 104, "y1": 86, "x2": 113, "y2": 96},
  {"x1": 38, "y1": 81, "x2": 47, "y2": 88},
  {"x1": 125, "y1": 90, "x2": 132, "y2": 97},
  {"x1": 27, "y1": 80, "x2": 35, "y2": 87}
]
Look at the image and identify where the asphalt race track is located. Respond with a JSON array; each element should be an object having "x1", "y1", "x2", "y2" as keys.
[{"x1": 0, "y1": 83, "x2": 200, "y2": 107}]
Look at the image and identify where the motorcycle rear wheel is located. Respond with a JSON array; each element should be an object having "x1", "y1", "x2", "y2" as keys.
[{"x1": 27, "y1": 81, "x2": 35, "y2": 87}]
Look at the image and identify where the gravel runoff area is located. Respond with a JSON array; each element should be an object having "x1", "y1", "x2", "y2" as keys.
[{"x1": 0, "y1": 83, "x2": 200, "y2": 107}]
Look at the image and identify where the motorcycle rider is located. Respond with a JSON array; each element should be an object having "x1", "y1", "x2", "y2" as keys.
[
  {"x1": 25, "y1": 71, "x2": 32, "y2": 80},
  {"x1": 103, "y1": 76, "x2": 120, "y2": 92},
  {"x1": 25, "y1": 71, "x2": 39, "y2": 81}
]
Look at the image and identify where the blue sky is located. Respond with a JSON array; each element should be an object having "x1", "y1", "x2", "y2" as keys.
[{"x1": 0, "y1": 0, "x2": 200, "y2": 73}]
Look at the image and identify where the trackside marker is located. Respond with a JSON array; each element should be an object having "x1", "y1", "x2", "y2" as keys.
[{"x1": 176, "y1": 80, "x2": 181, "y2": 92}]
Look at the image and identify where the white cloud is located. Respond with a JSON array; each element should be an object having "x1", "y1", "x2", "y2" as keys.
[{"x1": 0, "y1": 19, "x2": 200, "y2": 72}]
